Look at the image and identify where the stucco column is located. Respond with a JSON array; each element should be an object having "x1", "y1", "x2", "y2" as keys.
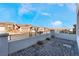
[
  {"x1": 77, "y1": 4, "x2": 79, "y2": 55},
  {"x1": 0, "y1": 33, "x2": 9, "y2": 56}
]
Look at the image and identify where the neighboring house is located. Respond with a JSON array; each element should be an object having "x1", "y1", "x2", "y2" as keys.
[
  {"x1": 44, "y1": 28, "x2": 50, "y2": 34},
  {"x1": 51, "y1": 28, "x2": 68, "y2": 33},
  {"x1": 0, "y1": 22, "x2": 14, "y2": 33},
  {"x1": 0, "y1": 22, "x2": 19, "y2": 34},
  {"x1": 0, "y1": 22, "x2": 51, "y2": 35},
  {"x1": 18, "y1": 24, "x2": 32, "y2": 33},
  {"x1": 0, "y1": 23, "x2": 32, "y2": 34},
  {"x1": 0, "y1": 27, "x2": 6, "y2": 33},
  {"x1": 37, "y1": 27, "x2": 44, "y2": 33},
  {"x1": 0, "y1": 23, "x2": 7, "y2": 33}
]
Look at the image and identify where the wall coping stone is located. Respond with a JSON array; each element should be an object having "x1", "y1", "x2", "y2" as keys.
[{"x1": 0, "y1": 33, "x2": 9, "y2": 37}]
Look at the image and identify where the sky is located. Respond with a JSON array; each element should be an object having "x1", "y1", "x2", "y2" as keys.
[{"x1": 0, "y1": 3, "x2": 76, "y2": 29}]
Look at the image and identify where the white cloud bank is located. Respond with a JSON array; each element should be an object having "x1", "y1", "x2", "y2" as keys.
[
  {"x1": 58, "y1": 4, "x2": 64, "y2": 7},
  {"x1": 66, "y1": 4, "x2": 76, "y2": 13},
  {"x1": 41, "y1": 12, "x2": 50, "y2": 16},
  {"x1": 51, "y1": 21, "x2": 63, "y2": 28},
  {"x1": 18, "y1": 4, "x2": 33, "y2": 16}
]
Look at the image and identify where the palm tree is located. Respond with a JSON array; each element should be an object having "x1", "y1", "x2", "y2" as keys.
[{"x1": 73, "y1": 24, "x2": 76, "y2": 34}]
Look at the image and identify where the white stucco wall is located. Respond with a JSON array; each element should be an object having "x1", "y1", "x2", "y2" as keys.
[
  {"x1": 77, "y1": 4, "x2": 79, "y2": 52},
  {"x1": 0, "y1": 27, "x2": 6, "y2": 33},
  {"x1": 54, "y1": 33, "x2": 76, "y2": 41},
  {"x1": 8, "y1": 32, "x2": 76, "y2": 54},
  {"x1": 8, "y1": 33, "x2": 51, "y2": 54},
  {"x1": 0, "y1": 33, "x2": 8, "y2": 56}
]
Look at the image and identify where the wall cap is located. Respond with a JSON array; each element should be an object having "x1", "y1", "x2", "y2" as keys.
[{"x1": 0, "y1": 33, "x2": 9, "y2": 37}]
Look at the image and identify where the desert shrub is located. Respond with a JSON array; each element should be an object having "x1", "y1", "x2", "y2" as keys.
[
  {"x1": 37, "y1": 41, "x2": 44, "y2": 45},
  {"x1": 46, "y1": 38, "x2": 51, "y2": 41},
  {"x1": 51, "y1": 35, "x2": 55, "y2": 38}
]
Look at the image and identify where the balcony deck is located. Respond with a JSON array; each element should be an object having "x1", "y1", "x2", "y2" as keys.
[{"x1": 9, "y1": 37, "x2": 78, "y2": 56}]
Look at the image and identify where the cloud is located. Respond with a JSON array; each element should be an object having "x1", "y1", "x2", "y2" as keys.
[
  {"x1": 18, "y1": 7, "x2": 30, "y2": 15},
  {"x1": 66, "y1": 4, "x2": 76, "y2": 13},
  {"x1": 41, "y1": 12, "x2": 50, "y2": 16},
  {"x1": 18, "y1": 4, "x2": 53, "y2": 17},
  {"x1": 51, "y1": 21, "x2": 63, "y2": 28},
  {"x1": 18, "y1": 4, "x2": 52, "y2": 16},
  {"x1": 18, "y1": 4, "x2": 33, "y2": 16},
  {"x1": 58, "y1": 4, "x2": 64, "y2": 7},
  {"x1": 47, "y1": 3, "x2": 64, "y2": 7}
]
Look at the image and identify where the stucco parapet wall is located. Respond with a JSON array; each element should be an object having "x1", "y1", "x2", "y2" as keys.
[{"x1": 0, "y1": 33, "x2": 9, "y2": 37}]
